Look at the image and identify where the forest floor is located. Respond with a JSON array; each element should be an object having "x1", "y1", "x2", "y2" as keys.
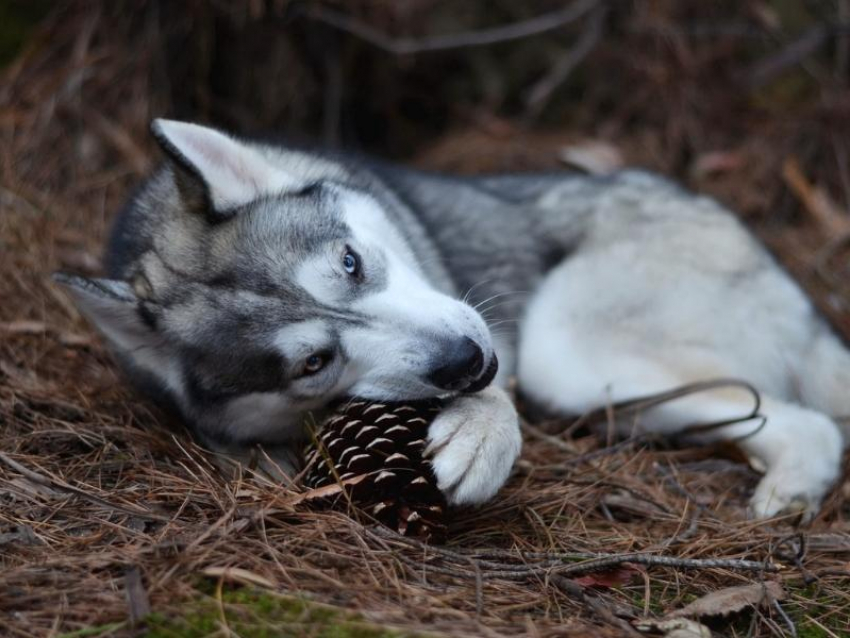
[{"x1": 2, "y1": 3, "x2": 850, "y2": 637}]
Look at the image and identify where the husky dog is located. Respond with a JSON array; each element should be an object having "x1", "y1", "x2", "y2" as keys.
[{"x1": 58, "y1": 120, "x2": 848, "y2": 517}]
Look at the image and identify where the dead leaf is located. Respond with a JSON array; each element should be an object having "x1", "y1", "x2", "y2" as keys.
[
  {"x1": 282, "y1": 474, "x2": 369, "y2": 507},
  {"x1": 666, "y1": 581, "x2": 785, "y2": 620},
  {"x1": 201, "y1": 566, "x2": 277, "y2": 589},
  {"x1": 691, "y1": 150, "x2": 745, "y2": 179},
  {"x1": 559, "y1": 140, "x2": 623, "y2": 175},
  {"x1": 574, "y1": 564, "x2": 639, "y2": 588},
  {"x1": 635, "y1": 618, "x2": 711, "y2": 638}
]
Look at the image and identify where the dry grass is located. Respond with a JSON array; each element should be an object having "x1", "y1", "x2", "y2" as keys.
[{"x1": 2, "y1": 3, "x2": 850, "y2": 637}]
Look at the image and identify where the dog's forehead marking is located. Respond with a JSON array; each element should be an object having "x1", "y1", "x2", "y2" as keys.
[
  {"x1": 340, "y1": 191, "x2": 416, "y2": 263},
  {"x1": 294, "y1": 256, "x2": 338, "y2": 306},
  {"x1": 273, "y1": 319, "x2": 329, "y2": 355},
  {"x1": 203, "y1": 190, "x2": 346, "y2": 286}
]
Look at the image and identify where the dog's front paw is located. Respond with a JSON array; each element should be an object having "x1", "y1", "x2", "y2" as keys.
[{"x1": 426, "y1": 386, "x2": 522, "y2": 506}]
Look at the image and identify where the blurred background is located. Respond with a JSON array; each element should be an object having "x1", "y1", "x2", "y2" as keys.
[
  {"x1": 3, "y1": 3, "x2": 850, "y2": 634},
  {"x1": 3, "y1": 0, "x2": 850, "y2": 331}
]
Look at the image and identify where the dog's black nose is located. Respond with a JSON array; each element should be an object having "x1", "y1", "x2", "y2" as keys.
[{"x1": 427, "y1": 337, "x2": 485, "y2": 391}]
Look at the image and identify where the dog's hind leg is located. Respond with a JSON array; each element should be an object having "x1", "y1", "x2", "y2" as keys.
[
  {"x1": 519, "y1": 334, "x2": 844, "y2": 518},
  {"x1": 516, "y1": 272, "x2": 845, "y2": 520}
]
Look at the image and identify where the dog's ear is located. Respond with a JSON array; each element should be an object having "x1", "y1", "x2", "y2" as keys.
[
  {"x1": 53, "y1": 274, "x2": 162, "y2": 356},
  {"x1": 150, "y1": 119, "x2": 303, "y2": 216}
]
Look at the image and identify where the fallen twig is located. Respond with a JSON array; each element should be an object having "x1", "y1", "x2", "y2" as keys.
[
  {"x1": 368, "y1": 526, "x2": 780, "y2": 576},
  {"x1": 744, "y1": 24, "x2": 850, "y2": 88},
  {"x1": 302, "y1": 0, "x2": 602, "y2": 55}
]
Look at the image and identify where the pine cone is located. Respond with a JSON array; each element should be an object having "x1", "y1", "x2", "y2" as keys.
[{"x1": 303, "y1": 398, "x2": 447, "y2": 542}]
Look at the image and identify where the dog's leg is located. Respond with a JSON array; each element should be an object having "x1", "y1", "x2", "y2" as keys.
[
  {"x1": 518, "y1": 320, "x2": 844, "y2": 520},
  {"x1": 426, "y1": 386, "x2": 522, "y2": 506},
  {"x1": 626, "y1": 387, "x2": 843, "y2": 519},
  {"x1": 733, "y1": 399, "x2": 843, "y2": 518}
]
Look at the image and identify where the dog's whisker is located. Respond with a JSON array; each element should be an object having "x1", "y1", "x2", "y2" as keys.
[
  {"x1": 472, "y1": 290, "x2": 530, "y2": 312},
  {"x1": 461, "y1": 278, "x2": 496, "y2": 305},
  {"x1": 486, "y1": 319, "x2": 520, "y2": 329},
  {"x1": 479, "y1": 300, "x2": 526, "y2": 317}
]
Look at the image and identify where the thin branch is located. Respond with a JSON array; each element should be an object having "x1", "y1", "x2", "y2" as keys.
[
  {"x1": 524, "y1": 3, "x2": 608, "y2": 120},
  {"x1": 368, "y1": 526, "x2": 780, "y2": 577},
  {"x1": 838, "y1": 1, "x2": 850, "y2": 82},
  {"x1": 745, "y1": 24, "x2": 832, "y2": 88},
  {"x1": 773, "y1": 598, "x2": 799, "y2": 637},
  {"x1": 552, "y1": 552, "x2": 779, "y2": 575},
  {"x1": 301, "y1": 0, "x2": 603, "y2": 55},
  {"x1": 543, "y1": 378, "x2": 763, "y2": 440}
]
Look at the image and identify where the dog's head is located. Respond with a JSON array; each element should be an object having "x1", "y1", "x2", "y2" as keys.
[{"x1": 57, "y1": 121, "x2": 496, "y2": 444}]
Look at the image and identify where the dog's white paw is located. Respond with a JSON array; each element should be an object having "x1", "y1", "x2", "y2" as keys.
[
  {"x1": 426, "y1": 386, "x2": 522, "y2": 506},
  {"x1": 747, "y1": 438, "x2": 842, "y2": 521},
  {"x1": 749, "y1": 465, "x2": 838, "y2": 521}
]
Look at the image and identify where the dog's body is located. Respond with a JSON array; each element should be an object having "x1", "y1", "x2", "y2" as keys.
[{"x1": 60, "y1": 121, "x2": 849, "y2": 517}]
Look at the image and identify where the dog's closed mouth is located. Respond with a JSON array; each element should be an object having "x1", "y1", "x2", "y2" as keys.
[{"x1": 465, "y1": 354, "x2": 498, "y2": 394}]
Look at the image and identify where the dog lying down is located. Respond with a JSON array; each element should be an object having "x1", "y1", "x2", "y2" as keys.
[{"x1": 57, "y1": 119, "x2": 848, "y2": 521}]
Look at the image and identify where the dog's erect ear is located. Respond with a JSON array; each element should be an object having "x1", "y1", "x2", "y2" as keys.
[
  {"x1": 150, "y1": 119, "x2": 303, "y2": 215},
  {"x1": 53, "y1": 274, "x2": 160, "y2": 354}
]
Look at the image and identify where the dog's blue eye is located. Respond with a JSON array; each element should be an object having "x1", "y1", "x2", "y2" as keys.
[{"x1": 342, "y1": 250, "x2": 359, "y2": 276}]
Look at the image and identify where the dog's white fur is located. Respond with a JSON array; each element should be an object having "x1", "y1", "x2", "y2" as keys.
[
  {"x1": 518, "y1": 179, "x2": 847, "y2": 517},
  {"x1": 60, "y1": 121, "x2": 850, "y2": 518}
]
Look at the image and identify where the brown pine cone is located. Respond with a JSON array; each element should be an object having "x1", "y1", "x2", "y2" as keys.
[{"x1": 303, "y1": 398, "x2": 447, "y2": 542}]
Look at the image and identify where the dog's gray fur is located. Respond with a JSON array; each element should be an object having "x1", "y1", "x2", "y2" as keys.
[{"x1": 58, "y1": 120, "x2": 850, "y2": 516}]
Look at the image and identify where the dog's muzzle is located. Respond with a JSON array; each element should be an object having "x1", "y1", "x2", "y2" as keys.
[{"x1": 427, "y1": 337, "x2": 498, "y2": 393}]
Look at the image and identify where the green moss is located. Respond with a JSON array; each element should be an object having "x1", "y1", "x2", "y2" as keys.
[
  {"x1": 716, "y1": 582, "x2": 850, "y2": 637},
  {"x1": 784, "y1": 583, "x2": 850, "y2": 638},
  {"x1": 627, "y1": 586, "x2": 666, "y2": 617},
  {"x1": 145, "y1": 587, "x2": 422, "y2": 638},
  {"x1": 626, "y1": 579, "x2": 849, "y2": 638},
  {"x1": 55, "y1": 622, "x2": 126, "y2": 638}
]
